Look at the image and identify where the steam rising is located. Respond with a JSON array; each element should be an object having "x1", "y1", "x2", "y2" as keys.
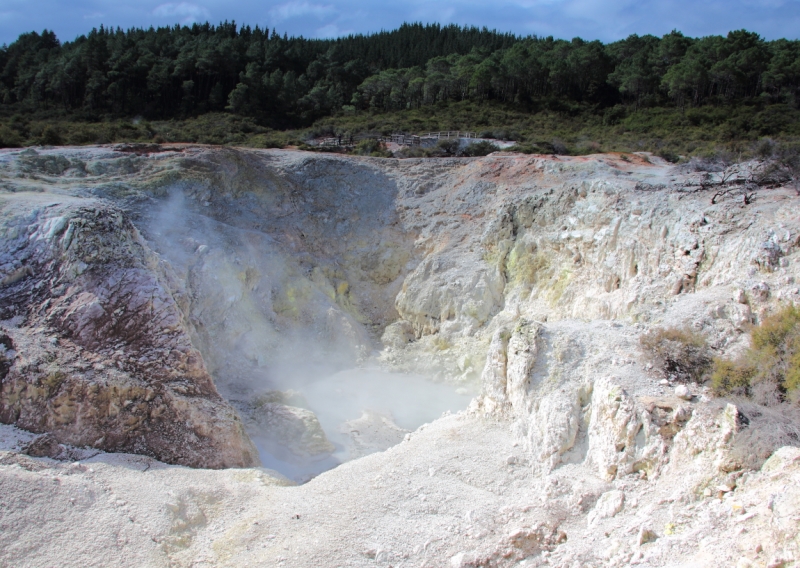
[{"x1": 141, "y1": 187, "x2": 473, "y2": 481}]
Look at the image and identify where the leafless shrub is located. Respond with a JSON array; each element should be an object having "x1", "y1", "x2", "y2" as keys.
[
  {"x1": 775, "y1": 143, "x2": 800, "y2": 194},
  {"x1": 640, "y1": 326, "x2": 712, "y2": 383},
  {"x1": 685, "y1": 156, "x2": 724, "y2": 173},
  {"x1": 726, "y1": 398, "x2": 800, "y2": 470},
  {"x1": 750, "y1": 379, "x2": 783, "y2": 407},
  {"x1": 748, "y1": 160, "x2": 792, "y2": 187},
  {"x1": 733, "y1": 141, "x2": 797, "y2": 193}
]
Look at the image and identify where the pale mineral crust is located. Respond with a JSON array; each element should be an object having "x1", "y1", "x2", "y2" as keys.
[{"x1": 0, "y1": 146, "x2": 799, "y2": 567}]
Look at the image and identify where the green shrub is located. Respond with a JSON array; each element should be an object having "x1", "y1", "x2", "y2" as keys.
[
  {"x1": 710, "y1": 358, "x2": 756, "y2": 395},
  {"x1": 657, "y1": 149, "x2": 680, "y2": 163},
  {"x1": 603, "y1": 105, "x2": 627, "y2": 126},
  {"x1": 395, "y1": 145, "x2": 427, "y2": 158},
  {"x1": 40, "y1": 125, "x2": 63, "y2": 146},
  {"x1": 712, "y1": 304, "x2": 800, "y2": 400},
  {"x1": 434, "y1": 139, "x2": 460, "y2": 156},
  {"x1": 3, "y1": 98, "x2": 798, "y2": 158},
  {"x1": 551, "y1": 139, "x2": 568, "y2": 155},
  {"x1": 0, "y1": 125, "x2": 22, "y2": 148},
  {"x1": 640, "y1": 326, "x2": 711, "y2": 383},
  {"x1": 754, "y1": 138, "x2": 776, "y2": 159},
  {"x1": 505, "y1": 144, "x2": 538, "y2": 154},
  {"x1": 353, "y1": 138, "x2": 376, "y2": 155},
  {"x1": 353, "y1": 138, "x2": 391, "y2": 157},
  {"x1": 263, "y1": 139, "x2": 285, "y2": 149},
  {"x1": 461, "y1": 140, "x2": 499, "y2": 157},
  {"x1": 250, "y1": 134, "x2": 286, "y2": 149}
]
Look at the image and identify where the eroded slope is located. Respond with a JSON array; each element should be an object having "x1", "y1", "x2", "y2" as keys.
[{"x1": 0, "y1": 146, "x2": 799, "y2": 567}]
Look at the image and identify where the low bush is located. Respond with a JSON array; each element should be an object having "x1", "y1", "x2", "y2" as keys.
[
  {"x1": 2, "y1": 99, "x2": 799, "y2": 160},
  {"x1": 435, "y1": 139, "x2": 460, "y2": 156},
  {"x1": 657, "y1": 149, "x2": 680, "y2": 163},
  {"x1": 394, "y1": 140, "x2": 498, "y2": 159},
  {"x1": 353, "y1": 138, "x2": 392, "y2": 157},
  {"x1": 40, "y1": 125, "x2": 63, "y2": 146},
  {"x1": 551, "y1": 138, "x2": 568, "y2": 155},
  {"x1": 640, "y1": 326, "x2": 711, "y2": 383},
  {"x1": 460, "y1": 140, "x2": 499, "y2": 157},
  {"x1": 0, "y1": 125, "x2": 22, "y2": 148},
  {"x1": 505, "y1": 144, "x2": 537, "y2": 154},
  {"x1": 711, "y1": 358, "x2": 756, "y2": 396},
  {"x1": 712, "y1": 304, "x2": 800, "y2": 402},
  {"x1": 775, "y1": 143, "x2": 800, "y2": 193},
  {"x1": 395, "y1": 145, "x2": 427, "y2": 158}
]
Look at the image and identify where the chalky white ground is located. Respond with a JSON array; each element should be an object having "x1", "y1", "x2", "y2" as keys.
[
  {"x1": 0, "y1": 147, "x2": 799, "y2": 567},
  {"x1": 2, "y1": 417, "x2": 800, "y2": 568}
]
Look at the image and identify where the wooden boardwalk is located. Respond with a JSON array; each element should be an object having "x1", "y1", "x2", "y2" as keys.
[
  {"x1": 313, "y1": 131, "x2": 481, "y2": 148},
  {"x1": 423, "y1": 131, "x2": 478, "y2": 140}
]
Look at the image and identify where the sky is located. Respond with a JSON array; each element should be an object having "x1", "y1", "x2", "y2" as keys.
[{"x1": 0, "y1": 0, "x2": 799, "y2": 46}]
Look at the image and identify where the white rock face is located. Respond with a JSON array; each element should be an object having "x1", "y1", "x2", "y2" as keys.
[
  {"x1": 1, "y1": 148, "x2": 800, "y2": 567},
  {"x1": 526, "y1": 384, "x2": 590, "y2": 473},
  {"x1": 588, "y1": 490, "x2": 625, "y2": 525},
  {"x1": 396, "y1": 258, "x2": 505, "y2": 337},
  {"x1": 585, "y1": 378, "x2": 666, "y2": 480},
  {"x1": 505, "y1": 321, "x2": 540, "y2": 413},
  {"x1": 380, "y1": 320, "x2": 415, "y2": 349},
  {"x1": 761, "y1": 446, "x2": 800, "y2": 472},
  {"x1": 340, "y1": 410, "x2": 409, "y2": 459},
  {"x1": 476, "y1": 328, "x2": 510, "y2": 413}
]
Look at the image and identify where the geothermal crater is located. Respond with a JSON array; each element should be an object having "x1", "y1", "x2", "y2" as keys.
[
  {"x1": 1, "y1": 146, "x2": 799, "y2": 567},
  {"x1": 138, "y1": 175, "x2": 473, "y2": 480}
]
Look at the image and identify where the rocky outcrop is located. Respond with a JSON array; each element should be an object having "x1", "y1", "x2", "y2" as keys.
[
  {"x1": 240, "y1": 391, "x2": 334, "y2": 460},
  {"x1": 0, "y1": 147, "x2": 799, "y2": 567},
  {"x1": 583, "y1": 378, "x2": 667, "y2": 480},
  {"x1": 0, "y1": 195, "x2": 258, "y2": 468},
  {"x1": 340, "y1": 409, "x2": 409, "y2": 460},
  {"x1": 2, "y1": 147, "x2": 799, "y2": 475},
  {"x1": 251, "y1": 403, "x2": 334, "y2": 458},
  {"x1": 470, "y1": 319, "x2": 755, "y2": 485}
]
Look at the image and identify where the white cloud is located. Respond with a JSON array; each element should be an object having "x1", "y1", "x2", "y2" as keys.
[
  {"x1": 153, "y1": 2, "x2": 210, "y2": 24},
  {"x1": 315, "y1": 23, "x2": 352, "y2": 37},
  {"x1": 269, "y1": 1, "x2": 337, "y2": 22},
  {"x1": 410, "y1": 6, "x2": 456, "y2": 23}
]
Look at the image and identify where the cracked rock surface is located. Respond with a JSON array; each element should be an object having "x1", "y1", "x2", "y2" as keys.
[
  {"x1": 0, "y1": 191, "x2": 257, "y2": 468},
  {"x1": 0, "y1": 146, "x2": 799, "y2": 567}
]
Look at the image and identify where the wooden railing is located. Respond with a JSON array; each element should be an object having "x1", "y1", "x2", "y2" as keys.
[
  {"x1": 312, "y1": 130, "x2": 481, "y2": 148},
  {"x1": 387, "y1": 134, "x2": 421, "y2": 146},
  {"x1": 317, "y1": 136, "x2": 354, "y2": 147},
  {"x1": 424, "y1": 131, "x2": 478, "y2": 140}
]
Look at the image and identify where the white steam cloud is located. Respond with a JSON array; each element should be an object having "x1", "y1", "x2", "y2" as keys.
[{"x1": 142, "y1": 186, "x2": 473, "y2": 482}]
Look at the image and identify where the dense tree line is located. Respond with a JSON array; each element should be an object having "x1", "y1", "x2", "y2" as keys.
[
  {"x1": 0, "y1": 22, "x2": 798, "y2": 128},
  {"x1": 0, "y1": 23, "x2": 515, "y2": 126},
  {"x1": 353, "y1": 31, "x2": 800, "y2": 113}
]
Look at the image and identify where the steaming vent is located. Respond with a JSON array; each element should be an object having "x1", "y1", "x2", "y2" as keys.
[{"x1": 142, "y1": 185, "x2": 472, "y2": 482}]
